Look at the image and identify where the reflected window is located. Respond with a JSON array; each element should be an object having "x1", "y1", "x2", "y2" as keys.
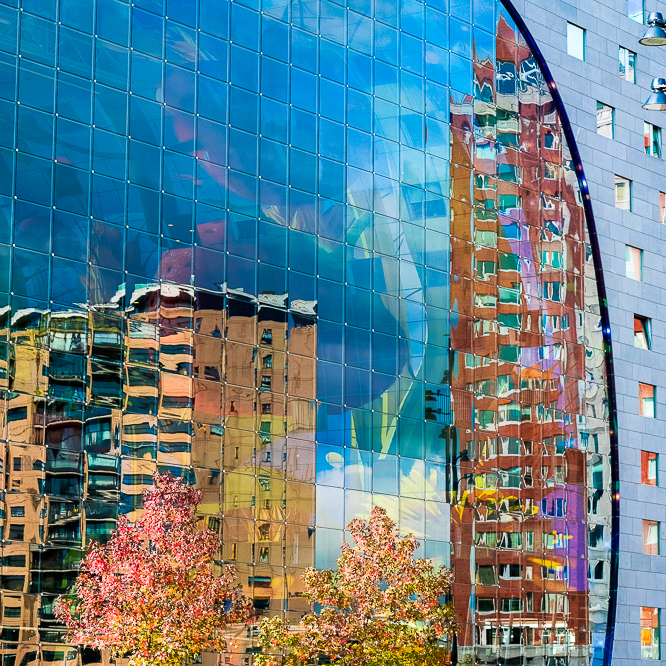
[
  {"x1": 628, "y1": 0, "x2": 645, "y2": 22},
  {"x1": 476, "y1": 565, "x2": 496, "y2": 585},
  {"x1": 500, "y1": 597, "x2": 523, "y2": 613},
  {"x1": 641, "y1": 607, "x2": 660, "y2": 660},
  {"x1": 589, "y1": 524, "x2": 603, "y2": 548},
  {"x1": 645, "y1": 122, "x2": 662, "y2": 158},
  {"x1": 500, "y1": 564, "x2": 522, "y2": 579},
  {"x1": 596, "y1": 102, "x2": 614, "y2": 139},
  {"x1": 619, "y1": 46, "x2": 637, "y2": 83},
  {"x1": 661, "y1": 192, "x2": 666, "y2": 224},
  {"x1": 7, "y1": 525, "x2": 24, "y2": 541},
  {"x1": 634, "y1": 315, "x2": 651, "y2": 349},
  {"x1": 567, "y1": 23, "x2": 585, "y2": 61},
  {"x1": 644, "y1": 520, "x2": 660, "y2": 555},
  {"x1": 477, "y1": 598, "x2": 496, "y2": 614},
  {"x1": 616, "y1": 176, "x2": 632, "y2": 210},
  {"x1": 626, "y1": 245, "x2": 643, "y2": 280},
  {"x1": 639, "y1": 383, "x2": 656, "y2": 418},
  {"x1": 642, "y1": 451, "x2": 658, "y2": 486}
]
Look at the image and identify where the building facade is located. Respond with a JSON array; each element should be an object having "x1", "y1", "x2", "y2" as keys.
[
  {"x1": 514, "y1": 1, "x2": 666, "y2": 665},
  {"x1": 8, "y1": 0, "x2": 666, "y2": 663}
]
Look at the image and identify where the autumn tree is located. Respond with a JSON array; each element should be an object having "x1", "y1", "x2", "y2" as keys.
[
  {"x1": 256, "y1": 506, "x2": 456, "y2": 666},
  {"x1": 55, "y1": 472, "x2": 252, "y2": 666}
]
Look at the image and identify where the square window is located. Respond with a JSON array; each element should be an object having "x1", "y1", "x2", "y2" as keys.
[
  {"x1": 476, "y1": 565, "x2": 496, "y2": 585},
  {"x1": 567, "y1": 23, "x2": 586, "y2": 61},
  {"x1": 635, "y1": 315, "x2": 652, "y2": 349},
  {"x1": 641, "y1": 607, "x2": 660, "y2": 660},
  {"x1": 477, "y1": 598, "x2": 496, "y2": 613},
  {"x1": 661, "y1": 192, "x2": 666, "y2": 223},
  {"x1": 639, "y1": 382, "x2": 656, "y2": 418},
  {"x1": 646, "y1": 122, "x2": 662, "y2": 158},
  {"x1": 626, "y1": 245, "x2": 643, "y2": 280},
  {"x1": 7, "y1": 525, "x2": 24, "y2": 541},
  {"x1": 644, "y1": 520, "x2": 660, "y2": 554},
  {"x1": 619, "y1": 46, "x2": 637, "y2": 83},
  {"x1": 597, "y1": 102, "x2": 614, "y2": 139},
  {"x1": 616, "y1": 176, "x2": 632, "y2": 210},
  {"x1": 500, "y1": 597, "x2": 523, "y2": 613},
  {"x1": 628, "y1": 0, "x2": 645, "y2": 22},
  {"x1": 642, "y1": 451, "x2": 658, "y2": 486}
]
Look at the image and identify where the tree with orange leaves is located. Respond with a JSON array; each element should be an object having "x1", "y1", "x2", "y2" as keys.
[{"x1": 55, "y1": 472, "x2": 252, "y2": 666}]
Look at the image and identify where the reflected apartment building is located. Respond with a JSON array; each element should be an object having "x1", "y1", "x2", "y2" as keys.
[
  {"x1": 447, "y1": 14, "x2": 611, "y2": 664},
  {"x1": 0, "y1": 285, "x2": 318, "y2": 665},
  {"x1": 0, "y1": 0, "x2": 617, "y2": 664}
]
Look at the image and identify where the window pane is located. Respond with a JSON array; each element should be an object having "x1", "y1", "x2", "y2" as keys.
[
  {"x1": 660, "y1": 192, "x2": 666, "y2": 223},
  {"x1": 644, "y1": 520, "x2": 660, "y2": 554},
  {"x1": 654, "y1": 125, "x2": 662, "y2": 158},
  {"x1": 567, "y1": 23, "x2": 585, "y2": 61},
  {"x1": 641, "y1": 607, "x2": 660, "y2": 660},
  {"x1": 615, "y1": 176, "x2": 631, "y2": 210},
  {"x1": 626, "y1": 245, "x2": 642, "y2": 280},
  {"x1": 619, "y1": 46, "x2": 636, "y2": 82},
  {"x1": 619, "y1": 47, "x2": 626, "y2": 78},
  {"x1": 596, "y1": 102, "x2": 613, "y2": 139},
  {"x1": 642, "y1": 451, "x2": 659, "y2": 486},
  {"x1": 646, "y1": 122, "x2": 662, "y2": 157},
  {"x1": 639, "y1": 383, "x2": 656, "y2": 418},
  {"x1": 634, "y1": 315, "x2": 651, "y2": 349},
  {"x1": 628, "y1": 50, "x2": 636, "y2": 83},
  {"x1": 628, "y1": 0, "x2": 645, "y2": 22}
]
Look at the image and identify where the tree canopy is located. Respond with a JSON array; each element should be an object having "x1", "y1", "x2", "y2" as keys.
[
  {"x1": 55, "y1": 472, "x2": 251, "y2": 666},
  {"x1": 257, "y1": 506, "x2": 456, "y2": 666}
]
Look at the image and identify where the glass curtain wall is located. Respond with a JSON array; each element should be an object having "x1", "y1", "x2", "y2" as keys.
[{"x1": 0, "y1": 0, "x2": 613, "y2": 664}]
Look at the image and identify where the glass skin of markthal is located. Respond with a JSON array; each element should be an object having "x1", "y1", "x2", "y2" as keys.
[{"x1": 0, "y1": 0, "x2": 614, "y2": 663}]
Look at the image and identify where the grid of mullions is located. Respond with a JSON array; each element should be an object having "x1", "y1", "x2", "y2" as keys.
[{"x1": 0, "y1": 0, "x2": 613, "y2": 663}]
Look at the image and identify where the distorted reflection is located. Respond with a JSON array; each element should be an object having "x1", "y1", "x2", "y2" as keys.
[{"x1": 0, "y1": 0, "x2": 613, "y2": 664}]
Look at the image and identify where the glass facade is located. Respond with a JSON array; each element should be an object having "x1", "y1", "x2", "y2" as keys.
[{"x1": 0, "y1": 0, "x2": 614, "y2": 664}]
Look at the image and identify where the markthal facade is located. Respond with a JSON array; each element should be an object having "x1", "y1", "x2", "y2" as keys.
[{"x1": 0, "y1": 0, "x2": 616, "y2": 663}]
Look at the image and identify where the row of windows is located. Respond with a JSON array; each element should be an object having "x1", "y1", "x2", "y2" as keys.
[
  {"x1": 597, "y1": 103, "x2": 663, "y2": 163},
  {"x1": 626, "y1": 240, "x2": 662, "y2": 490},
  {"x1": 0, "y1": 22, "x2": 508, "y2": 114},
  {"x1": 6, "y1": 0, "x2": 484, "y2": 64},
  {"x1": 568, "y1": 23, "x2": 637, "y2": 84}
]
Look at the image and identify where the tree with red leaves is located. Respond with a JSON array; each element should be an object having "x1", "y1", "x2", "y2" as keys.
[
  {"x1": 55, "y1": 472, "x2": 252, "y2": 666},
  {"x1": 256, "y1": 506, "x2": 457, "y2": 666}
]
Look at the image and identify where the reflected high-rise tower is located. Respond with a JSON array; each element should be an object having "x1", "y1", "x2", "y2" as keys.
[{"x1": 0, "y1": 0, "x2": 615, "y2": 664}]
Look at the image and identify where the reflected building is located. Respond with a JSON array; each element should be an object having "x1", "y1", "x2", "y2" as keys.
[
  {"x1": 447, "y1": 15, "x2": 611, "y2": 664},
  {"x1": 0, "y1": 0, "x2": 615, "y2": 665}
]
